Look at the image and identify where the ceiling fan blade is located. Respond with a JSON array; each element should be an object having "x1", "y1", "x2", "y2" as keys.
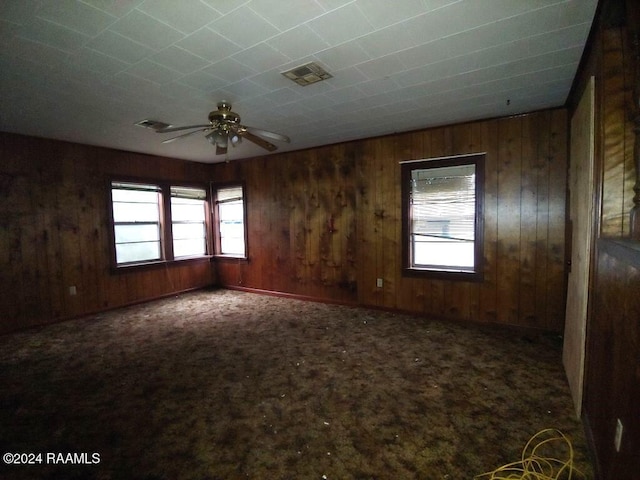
[
  {"x1": 157, "y1": 124, "x2": 211, "y2": 133},
  {"x1": 162, "y1": 128, "x2": 208, "y2": 144},
  {"x1": 245, "y1": 126, "x2": 290, "y2": 143},
  {"x1": 215, "y1": 145, "x2": 227, "y2": 155},
  {"x1": 240, "y1": 130, "x2": 277, "y2": 152}
]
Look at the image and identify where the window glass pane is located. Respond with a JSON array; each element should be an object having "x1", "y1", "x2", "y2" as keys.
[
  {"x1": 114, "y1": 224, "x2": 160, "y2": 243},
  {"x1": 113, "y1": 202, "x2": 160, "y2": 222},
  {"x1": 413, "y1": 237, "x2": 475, "y2": 268},
  {"x1": 173, "y1": 238, "x2": 206, "y2": 257},
  {"x1": 116, "y1": 241, "x2": 160, "y2": 264},
  {"x1": 171, "y1": 201, "x2": 205, "y2": 222},
  {"x1": 218, "y1": 202, "x2": 243, "y2": 221},
  {"x1": 221, "y1": 236, "x2": 245, "y2": 255},
  {"x1": 172, "y1": 223, "x2": 205, "y2": 240}
]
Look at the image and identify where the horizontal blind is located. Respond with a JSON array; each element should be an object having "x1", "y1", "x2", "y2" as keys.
[{"x1": 411, "y1": 164, "x2": 475, "y2": 242}]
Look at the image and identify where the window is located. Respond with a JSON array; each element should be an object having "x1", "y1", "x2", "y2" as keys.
[
  {"x1": 170, "y1": 186, "x2": 207, "y2": 258},
  {"x1": 110, "y1": 181, "x2": 210, "y2": 267},
  {"x1": 213, "y1": 184, "x2": 246, "y2": 257},
  {"x1": 401, "y1": 154, "x2": 484, "y2": 280},
  {"x1": 111, "y1": 182, "x2": 162, "y2": 264}
]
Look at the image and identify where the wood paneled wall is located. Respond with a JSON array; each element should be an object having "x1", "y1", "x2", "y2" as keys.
[
  {"x1": 568, "y1": 0, "x2": 640, "y2": 477},
  {"x1": 212, "y1": 109, "x2": 568, "y2": 332},
  {"x1": 600, "y1": 27, "x2": 637, "y2": 236},
  {"x1": 0, "y1": 133, "x2": 214, "y2": 334},
  {"x1": 586, "y1": 240, "x2": 640, "y2": 478}
]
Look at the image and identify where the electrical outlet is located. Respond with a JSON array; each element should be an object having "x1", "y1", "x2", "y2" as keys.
[
  {"x1": 69, "y1": 286, "x2": 77, "y2": 296},
  {"x1": 614, "y1": 418, "x2": 623, "y2": 452},
  {"x1": 376, "y1": 278, "x2": 383, "y2": 288}
]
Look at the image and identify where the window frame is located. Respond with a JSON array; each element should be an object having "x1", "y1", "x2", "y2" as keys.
[
  {"x1": 108, "y1": 178, "x2": 213, "y2": 271},
  {"x1": 401, "y1": 153, "x2": 485, "y2": 282},
  {"x1": 211, "y1": 182, "x2": 248, "y2": 260}
]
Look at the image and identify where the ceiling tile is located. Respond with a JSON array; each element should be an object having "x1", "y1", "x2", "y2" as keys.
[
  {"x1": 137, "y1": 0, "x2": 220, "y2": 34},
  {"x1": 200, "y1": 0, "x2": 251, "y2": 15},
  {"x1": 5, "y1": 36, "x2": 70, "y2": 68},
  {"x1": 327, "y1": 66, "x2": 368, "y2": 88},
  {"x1": 356, "y1": 55, "x2": 407, "y2": 80},
  {"x1": 314, "y1": 40, "x2": 371, "y2": 71},
  {"x1": 110, "y1": 9, "x2": 183, "y2": 50},
  {"x1": 358, "y1": 76, "x2": 401, "y2": 96},
  {"x1": 249, "y1": 0, "x2": 325, "y2": 31},
  {"x1": 179, "y1": 70, "x2": 227, "y2": 92},
  {"x1": 87, "y1": 30, "x2": 154, "y2": 64},
  {"x1": 209, "y1": 6, "x2": 280, "y2": 49},
  {"x1": 37, "y1": 0, "x2": 116, "y2": 36},
  {"x1": 80, "y1": 0, "x2": 145, "y2": 17},
  {"x1": 0, "y1": 0, "x2": 41, "y2": 25},
  {"x1": 263, "y1": 87, "x2": 305, "y2": 106},
  {"x1": 248, "y1": 68, "x2": 292, "y2": 90},
  {"x1": 315, "y1": 0, "x2": 353, "y2": 11},
  {"x1": 125, "y1": 59, "x2": 183, "y2": 84},
  {"x1": 308, "y1": 3, "x2": 375, "y2": 46},
  {"x1": 232, "y1": 43, "x2": 290, "y2": 71},
  {"x1": 152, "y1": 46, "x2": 210, "y2": 74},
  {"x1": 527, "y1": 23, "x2": 592, "y2": 56},
  {"x1": 204, "y1": 57, "x2": 257, "y2": 83},
  {"x1": 217, "y1": 78, "x2": 269, "y2": 100},
  {"x1": 110, "y1": 71, "x2": 157, "y2": 93},
  {"x1": 356, "y1": 0, "x2": 425, "y2": 29},
  {"x1": 267, "y1": 25, "x2": 329, "y2": 62},
  {"x1": 18, "y1": 17, "x2": 90, "y2": 53},
  {"x1": 176, "y1": 27, "x2": 241, "y2": 62},
  {"x1": 67, "y1": 47, "x2": 130, "y2": 76},
  {"x1": 323, "y1": 85, "x2": 366, "y2": 104}
]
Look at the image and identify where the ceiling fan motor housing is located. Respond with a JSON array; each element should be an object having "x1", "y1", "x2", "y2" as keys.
[{"x1": 208, "y1": 101, "x2": 240, "y2": 124}]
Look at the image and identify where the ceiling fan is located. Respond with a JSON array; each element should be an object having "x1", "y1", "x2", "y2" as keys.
[{"x1": 156, "y1": 101, "x2": 290, "y2": 155}]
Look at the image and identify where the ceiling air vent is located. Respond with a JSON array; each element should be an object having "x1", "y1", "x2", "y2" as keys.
[
  {"x1": 282, "y1": 62, "x2": 332, "y2": 86},
  {"x1": 134, "y1": 119, "x2": 171, "y2": 131}
]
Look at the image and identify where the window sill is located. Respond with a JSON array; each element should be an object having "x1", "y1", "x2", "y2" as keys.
[
  {"x1": 403, "y1": 267, "x2": 483, "y2": 282},
  {"x1": 111, "y1": 256, "x2": 212, "y2": 274},
  {"x1": 212, "y1": 254, "x2": 249, "y2": 262}
]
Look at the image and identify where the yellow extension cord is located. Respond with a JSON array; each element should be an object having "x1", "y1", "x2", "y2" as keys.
[{"x1": 474, "y1": 428, "x2": 586, "y2": 480}]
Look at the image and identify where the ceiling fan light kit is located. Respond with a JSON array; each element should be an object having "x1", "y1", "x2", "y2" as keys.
[{"x1": 152, "y1": 101, "x2": 290, "y2": 157}]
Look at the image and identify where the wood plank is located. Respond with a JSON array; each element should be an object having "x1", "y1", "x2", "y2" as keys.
[
  {"x1": 356, "y1": 139, "x2": 380, "y2": 307},
  {"x1": 496, "y1": 116, "x2": 523, "y2": 325},
  {"x1": 546, "y1": 109, "x2": 568, "y2": 330},
  {"x1": 519, "y1": 113, "x2": 540, "y2": 327},
  {"x1": 395, "y1": 131, "x2": 426, "y2": 313},
  {"x1": 381, "y1": 136, "x2": 399, "y2": 309},
  {"x1": 478, "y1": 119, "x2": 499, "y2": 323},
  {"x1": 601, "y1": 29, "x2": 626, "y2": 236}
]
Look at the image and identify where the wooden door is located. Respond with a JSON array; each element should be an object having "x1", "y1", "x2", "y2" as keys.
[{"x1": 563, "y1": 77, "x2": 596, "y2": 418}]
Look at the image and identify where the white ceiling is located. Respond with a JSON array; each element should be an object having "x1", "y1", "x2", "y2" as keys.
[{"x1": 0, "y1": 0, "x2": 598, "y2": 163}]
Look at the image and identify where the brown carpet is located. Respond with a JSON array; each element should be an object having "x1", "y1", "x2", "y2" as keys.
[{"x1": 0, "y1": 288, "x2": 593, "y2": 479}]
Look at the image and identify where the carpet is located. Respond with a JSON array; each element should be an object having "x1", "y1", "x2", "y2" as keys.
[{"x1": 0, "y1": 288, "x2": 593, "y2": 479}]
